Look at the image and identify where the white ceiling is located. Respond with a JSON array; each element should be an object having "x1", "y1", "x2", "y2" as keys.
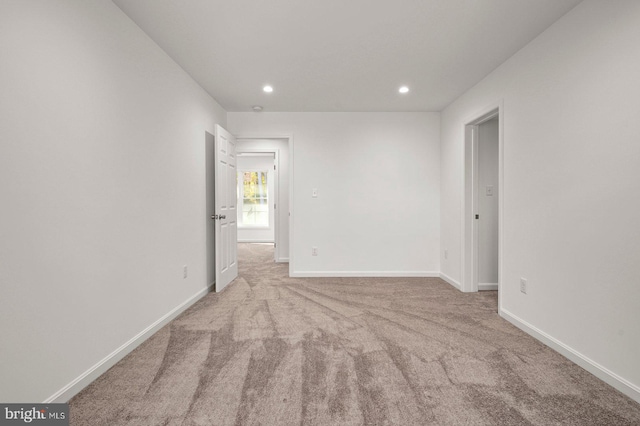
[{"x1": 112, "y1": 0, "x2": 582, "y2": 112}]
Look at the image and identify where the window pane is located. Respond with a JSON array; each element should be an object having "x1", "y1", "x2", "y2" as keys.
[{"x1": 238, "y1": 171, "x2": 269, "y2": 226}]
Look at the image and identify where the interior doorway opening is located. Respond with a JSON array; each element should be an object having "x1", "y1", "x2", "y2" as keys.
[
  {"x1": 237, "y1": 152, "x2": 277, "y2": 244},
  {"x1": 236, "y1": 137, "x2": 292, "y2": 268},
  {"x1": 462, "y1": 104, "x2": 503, "y2": 309},
  {"x1": 477, "y1": 117, "x2": 499, "y2": 291},
  {"x1": 208, "y1": 132, "x2": 293, "y2": 291}
]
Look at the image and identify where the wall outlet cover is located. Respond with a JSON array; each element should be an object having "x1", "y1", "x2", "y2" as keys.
[{"x1": 520, "y1": 277, "x2": 527, "y2": 294}]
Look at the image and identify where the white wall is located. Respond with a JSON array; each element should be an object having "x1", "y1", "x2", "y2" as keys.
[
  {"x1": 236, "y1": 139, "x2": 290, "y2": 261},
  {"x1": 228, "y1": 113, "x2": 440, "y2": 276},
  {"x1": 0, "y1": 0, "x2": 227, "y2": 402},
  {"x1": 478, "y1": 118, "x2": 499, "y2": 284},
  {"x1": 440, "y1": 0, "x2": 640, "y2": 400},
  {"x1": 237, "y1": 154, "x2": 276, "y2": 243}
]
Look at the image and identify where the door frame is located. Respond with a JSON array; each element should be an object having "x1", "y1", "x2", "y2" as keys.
[
  {"x1": 236, "y1": 149, "x2": 280, "y2": 251},
  {"x1": 235, "y1": 134, "x2": 294, "y2": 275},
  {"x1": 461, "y1": 101, "x2": 503, "y2": 305}
]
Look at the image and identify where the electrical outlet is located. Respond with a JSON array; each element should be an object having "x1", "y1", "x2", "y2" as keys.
[
  {"x1": 312, "y1": 247, "x2": 318, "y2": 256},
  {"x1": 444, "y1": 249, "x2": 448, "y2": 260},
  {"x1": 312, "y1": 188, "x2": 318, "y2": 198},
  {"x1": 183, "y1": 265, "x2": 188, "y2": 279},
  {"x1": 520, "y1": 278, "x2": 527, "y2": 294}
]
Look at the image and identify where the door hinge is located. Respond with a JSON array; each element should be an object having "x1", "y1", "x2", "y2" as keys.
[
  {"x1": 475, "y1": 214, "x2": 479, "y2": 219},
  {"x1": 274, "y1": 203, "x2": 276, "y2": 209},
  {"x1": 274, "y1": 243, "x2": 276, "y2": 248},
  {"x1": 274, "y1": 165, "x2": 276, "y2": 170}
]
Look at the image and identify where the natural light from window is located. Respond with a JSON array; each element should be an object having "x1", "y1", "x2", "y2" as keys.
[{"x1": 238, "y1": 171, "x2": 269, "y2": 227}]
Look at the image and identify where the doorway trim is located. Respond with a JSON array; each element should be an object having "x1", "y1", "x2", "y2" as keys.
[
  {"x1": 235, "y1": 134, "x2": 294, "y2": 276},
  {"x1": 461, "y1": 101, "x2": 504, "y2": 305}
]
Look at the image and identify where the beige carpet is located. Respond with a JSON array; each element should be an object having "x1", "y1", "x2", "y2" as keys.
[{"x1": 70, "y1": 243, "x2": 640, "y2": 425}]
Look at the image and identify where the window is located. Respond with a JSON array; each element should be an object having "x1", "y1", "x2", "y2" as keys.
[{"x1": 238, "y1": 171, "x2": 269, "y2": 227}]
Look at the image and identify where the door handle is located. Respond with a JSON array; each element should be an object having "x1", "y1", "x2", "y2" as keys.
[
  {"x1": 211, "y1": 214, "x2": 219, "y2": 220},
  {"x1": 219, "y1": 215, "x2": 226, "y2": 219}
]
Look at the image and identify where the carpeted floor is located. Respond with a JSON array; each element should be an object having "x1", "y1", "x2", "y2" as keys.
[{"x1": 70, "y1": 243, "x2": 640, "y2": 425}]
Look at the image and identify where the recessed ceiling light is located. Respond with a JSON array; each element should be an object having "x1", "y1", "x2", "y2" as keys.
[
  {"x1": 263, "y1": 85, "x2": 273, "y2": 93},
  {"x1": 399, "y1": 86, "x2": 409, "y2": 94},
  {"x1": 252, "y1": 105, "x2": 263, "y2": 112}
]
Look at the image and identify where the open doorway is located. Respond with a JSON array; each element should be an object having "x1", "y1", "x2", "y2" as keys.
[
  {"x1": 462, "y1": 103, "x2": 503, "y2": 309},
  {"x1": 208, "y1": 132, "x2": 292, "y2": 290},
  {"x1": 236, "y1": 137, "x2": 291, "y2": 266},
  {"x1": 236, "y1": 151, "x2": 278, "y2": 244},
  {"x1": 477, "y1": 117, "x2": 499, "y2": 291}
]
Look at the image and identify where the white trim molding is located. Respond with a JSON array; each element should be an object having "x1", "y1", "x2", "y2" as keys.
[
  {"x1": 44, "y1": 283, "x2": 215, "y2": 403},
  {"x1": 291, "y1": 271, "x2": 440, "y2": 278},
  {"x1": 238, "y1": 239, "x2": 275, "y2": 243},
  {"x1": 439, "y1": 272, "x2": 462, "y2": 291},
  {"x1": 500, "y1": 308, "x2": 640, "y2": 404},
  {"x1": 478, "y1": 283, "x2": 498, "y2": 291}
]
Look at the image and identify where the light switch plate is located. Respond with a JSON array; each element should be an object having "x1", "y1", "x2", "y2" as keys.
[{"x1": 486, "y1": 185, "x2": 494, "y2": 196}]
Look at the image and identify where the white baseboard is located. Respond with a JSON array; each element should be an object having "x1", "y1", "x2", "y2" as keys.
[
  {"x1": 478, "y1": 282, "x2": 498, "y2": 291},
  {"x1": 500, "y1": 308, "x2": 640, "y2": 404},
  {"x1": 439, "y1": 272, "x2": 462, "y2": 290},
  {"x1": 276, "y1": 257, "x2": 289, "y2": 263},
  {"x1": 44, "y1": 283, "x2": 214, "y2": 403},
  {"x1": 238, "y1": 239, "x2": 274, "y2": 243},
  {"x1": 291, "y1": 271, "x2": 439, "y2": 278}
]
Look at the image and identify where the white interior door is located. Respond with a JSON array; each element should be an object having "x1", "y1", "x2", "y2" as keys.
[{"x1": 214, "y1": 125, "x2": 238, "y2": 291}]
